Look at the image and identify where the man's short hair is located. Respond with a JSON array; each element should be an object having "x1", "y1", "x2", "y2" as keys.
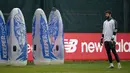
[{"x1": 105, "y1": 10, "x2": 112, "y2": 14}]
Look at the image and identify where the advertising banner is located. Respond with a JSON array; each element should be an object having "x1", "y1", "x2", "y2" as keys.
[{"x1": 27, "y1": 33, "x2": 130, "y2": 61}]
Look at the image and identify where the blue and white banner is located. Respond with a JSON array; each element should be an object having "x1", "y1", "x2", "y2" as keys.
[
  {"x1": 32, "y1": 8, "x2": 51, "y2": 65},
  {"x1": 7, "y1": 8, "x2": 27, "y2": 66},
  {"x1": 48, "y1": 8, "x2": 64, "y2": 64},
  {"x1": 0, "y1": 10, "x2": 8, "y2": 63}
]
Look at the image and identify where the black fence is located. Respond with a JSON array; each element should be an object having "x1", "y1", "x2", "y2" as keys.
[{"x1": 0, "y1": 0, "x2": 130, "y2": 33}]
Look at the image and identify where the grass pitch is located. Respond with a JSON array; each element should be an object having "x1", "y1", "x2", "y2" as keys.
[{"x1": 0, "y1": 61, "x2": 130, "y2": 73}]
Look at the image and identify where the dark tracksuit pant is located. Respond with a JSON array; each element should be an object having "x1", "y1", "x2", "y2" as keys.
[{"x1": 104, "y1": 41, "x2": 120, "y2": 63}]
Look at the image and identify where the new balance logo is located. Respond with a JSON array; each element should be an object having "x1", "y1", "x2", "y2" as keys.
[{"x1": 64, "y1": 39, "x2": 78, "y2": 53}]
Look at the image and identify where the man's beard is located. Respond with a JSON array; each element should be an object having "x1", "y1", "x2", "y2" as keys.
[{"x1": 106, "y1": 16, "x2": 110, "y2": 20}]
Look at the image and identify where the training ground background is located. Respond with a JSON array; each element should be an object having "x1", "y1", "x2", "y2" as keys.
[{"x1": 0, "y1": 61, "x2": 130, "y2": 73}]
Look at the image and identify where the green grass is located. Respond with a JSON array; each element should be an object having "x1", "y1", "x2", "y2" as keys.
[{"x1": 0, "y1": 61, "x2": 130, "y2": 73}]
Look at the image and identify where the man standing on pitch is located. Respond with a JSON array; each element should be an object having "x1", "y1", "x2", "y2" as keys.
[{"x1": 100, "y1": 10, "x2": 121, "y2": 69}]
